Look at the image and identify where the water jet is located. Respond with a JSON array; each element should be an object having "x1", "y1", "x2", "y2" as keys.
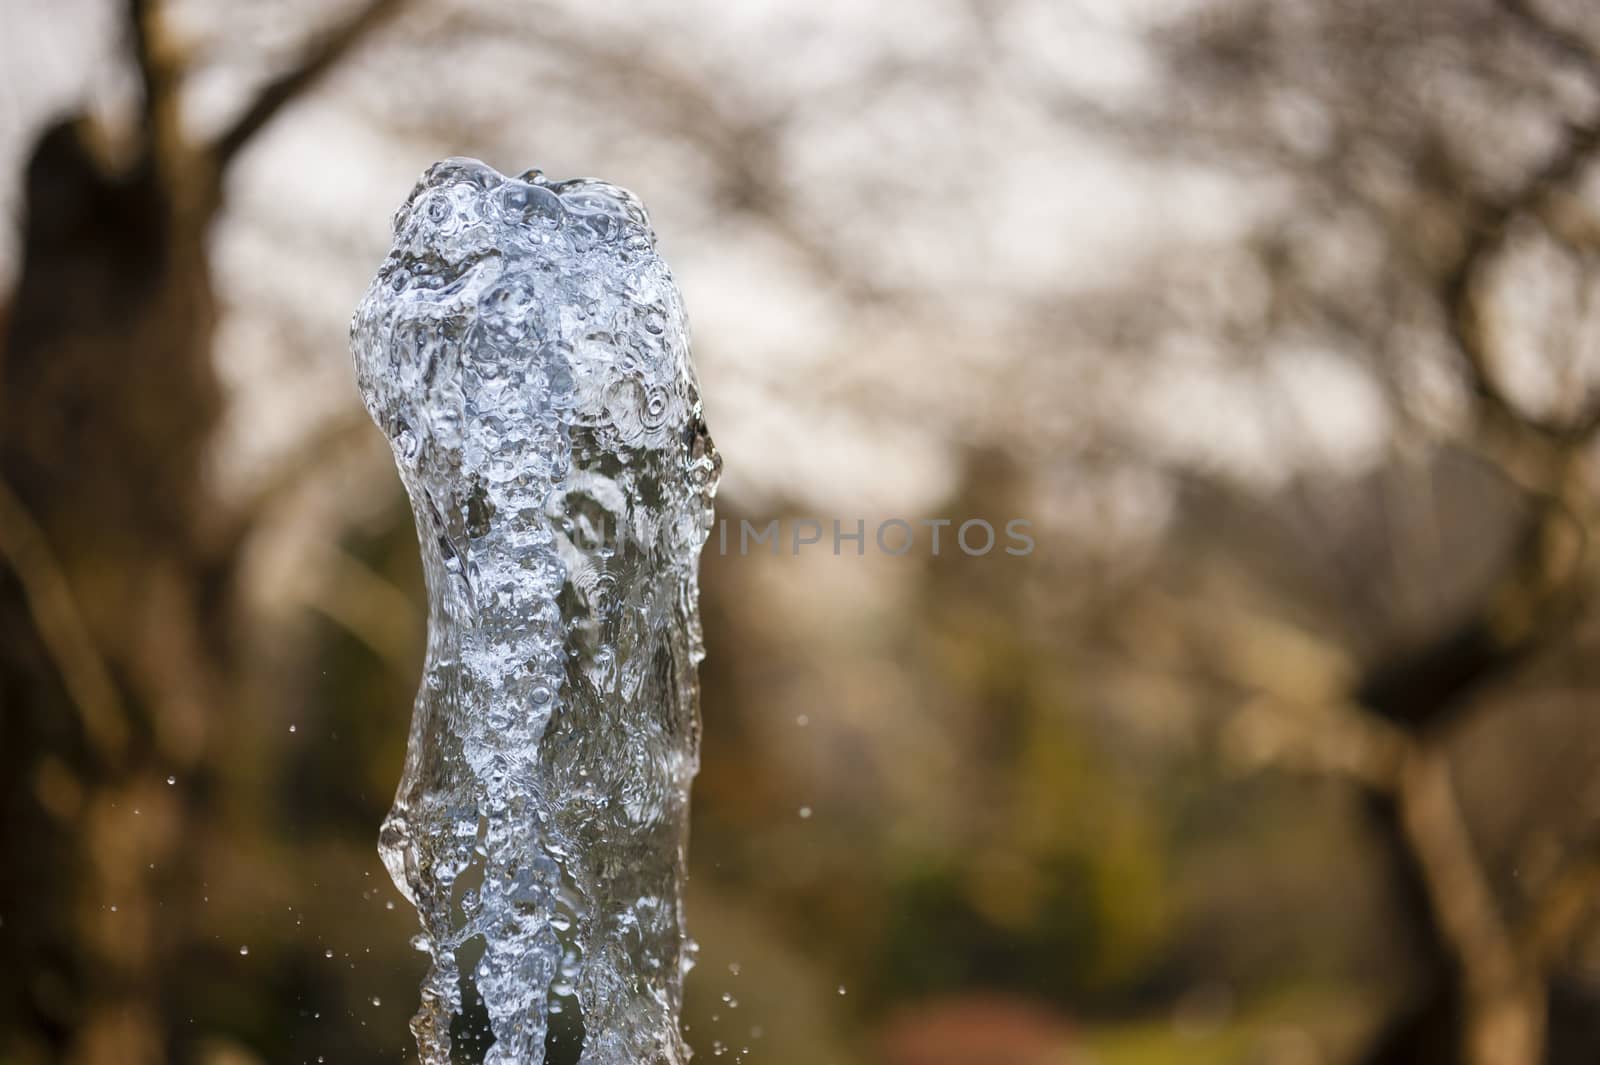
[{"x1": 351, "y1": 158, "x2": 719, "y2": 1065}]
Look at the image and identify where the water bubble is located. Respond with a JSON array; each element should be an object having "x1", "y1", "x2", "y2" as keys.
[
  {"x1": 497, "y1": 181, "x2": 564, "y2": 228},
  {"x1": 640, "y1": 387, "x2": 671, "y2": 432}
]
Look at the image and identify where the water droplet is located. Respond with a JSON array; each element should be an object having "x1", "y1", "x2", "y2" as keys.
[
  {"x1": 838, "y1": 984, "x2": 847, "y2": 995},
  {"x1": 239, "y1": 945, "x2": 249, "y2": 956},
  {"x1": 165, "y1": 775, "x2": 176, "y2": 785},
  {"x1": 288, "y1": 724, "x2": 297, "y2": 733},
  {"x1": 798, "y1": 806, "x2": 812, "y2": 819},
  {"x1": 371, "y1": 996, "x2": 382, "y2": 1007},
  {"x1": 325, "y1": 949, "x2": 335, "y2": 959},
  {"x1": 795, "y1": 714, "x2": 809, "y2": 727}
]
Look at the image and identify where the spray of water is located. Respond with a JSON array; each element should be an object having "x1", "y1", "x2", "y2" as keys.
[{"x1": 351, "y1": 158, "x2": 719, "y2": 1064}]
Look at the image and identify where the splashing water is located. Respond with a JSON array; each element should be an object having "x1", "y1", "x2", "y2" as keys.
[{"x1": 351, "y1": 158, "x2": 719, "y2": 1064}]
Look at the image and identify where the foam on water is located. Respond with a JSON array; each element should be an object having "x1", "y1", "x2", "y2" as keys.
[{"x1": 351, "y1": 158, "x2": 719, "y2": 1065}]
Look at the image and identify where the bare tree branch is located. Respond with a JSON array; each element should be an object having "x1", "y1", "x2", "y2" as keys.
[
  {"x1": 1522, "y1": 844, "x2": 1600, "y2": 969},
  {"x1": 1224, "y1": 693, "x2": 1406, "y2": 792},
  {"x1": 298, "y1": 545, "x2": 421, "y2": 678},
  {"x1": 0, "y1": 476, "x2": 129, "y2": 762},
  {"x1": 1443, "y1": 115, "x2": 1600, "y2": 446},
  {"x1": 1398, "y1": 743, "x2": 1545, "y2": 1065},
  {"x1": 1502, "y1": 0, "x2": 1600, "y2": 84},
  {"x1": 210, "y1": 0, "x2": 409, "y2": 169},
  {"x1": 1356, "y1": 491, "x2": 1588, "y2": 727},
  {"x1": 126, "y1": 0, "x2": 184, "y2": 171},
  {"x1": 127, "y1": 0, "x2": 160, "y2": 131},
  {"x1": 215, "y1": 409, "x2": 377, "y2": 560}
]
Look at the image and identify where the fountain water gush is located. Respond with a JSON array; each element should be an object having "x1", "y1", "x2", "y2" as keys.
[{"x1": 351, "y1": 158, "x2": 720, "y2": 1065}]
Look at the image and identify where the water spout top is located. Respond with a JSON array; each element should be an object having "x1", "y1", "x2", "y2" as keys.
[{"x1": 354, "y1": 156, "x2": 705, "y2": 493}]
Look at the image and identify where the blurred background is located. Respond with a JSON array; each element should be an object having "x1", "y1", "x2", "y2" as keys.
[{"x1": 5, "y1": 1, "x2": 1600, "y2": 1064}]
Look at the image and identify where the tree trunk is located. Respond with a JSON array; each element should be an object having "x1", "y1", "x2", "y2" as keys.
[{"x1": 0, "y1": 117, "x2": 230, "y2": 1065}]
